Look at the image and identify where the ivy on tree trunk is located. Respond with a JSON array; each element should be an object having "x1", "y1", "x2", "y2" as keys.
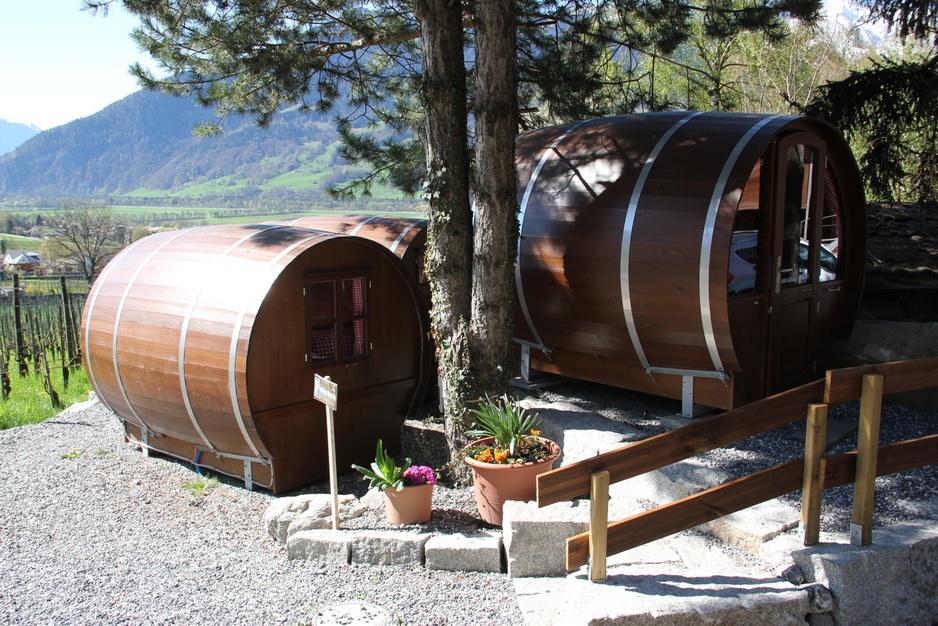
[{"x1": 414, "y1": 0, "x2": 476, "y2": 479}]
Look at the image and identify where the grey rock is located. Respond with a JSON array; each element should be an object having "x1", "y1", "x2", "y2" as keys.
[
  {"x1": 792, "y1": 521, "x2": 938, "y2": 625},
  {"x1": 807, "y1": 613, "x2": 836, "y2": 626},
  {"x1": 804, "y1": 583, "x2": 833, "y2": 613},
  {"x1": 350, "y1": 531, "x2": 432, "y2": 566},
  {"x1": 516, "y1": 397, "x2": 644, "y2": 465},
  {"x1": 265, "y1": 494, "x2": 366, "y2": 543},
  {"x1": 704, "y1": 500, "x2": 801, "y2": 553},
  {"x1": 286, "y1": 529, "x2": 350, "y2": 563},
  {"x1": 503, "y1": 499, "x2": 589, "y2": 578},
  {"x1": 425, "y1": 532, "x2": 503, "y2": 572},
  {"x1": 781, "y1": 563, "x2": 806, "y2": 585}
]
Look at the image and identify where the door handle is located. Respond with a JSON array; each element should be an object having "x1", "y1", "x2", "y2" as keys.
[{"x1": 774, "y1": 256, "x2": 782, "y2": 294}]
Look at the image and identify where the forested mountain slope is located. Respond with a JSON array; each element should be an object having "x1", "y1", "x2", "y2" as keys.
[{"x1": 0, "y1": 90, "x2": 400, "y2": 207}]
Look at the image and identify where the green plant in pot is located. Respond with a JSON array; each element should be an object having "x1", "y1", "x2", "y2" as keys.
[
  {"x1": 352, "y1": 439, "x2": 436, "y2": 525},
  {"x1": 463, "y1": 394, "x2": 561, "y2": 526}
]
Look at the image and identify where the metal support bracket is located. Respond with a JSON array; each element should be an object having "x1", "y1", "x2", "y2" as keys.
[
  {"x1": 682, "y1": 376, "x2": 694, "y2": 418},
  {"x1": 244, "y1": 460, "x2": 253, "y2": 491}
]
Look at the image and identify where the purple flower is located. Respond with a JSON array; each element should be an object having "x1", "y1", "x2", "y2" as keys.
[{"x1": 403, "y1": 465, "x2": 436, "y2": 486}]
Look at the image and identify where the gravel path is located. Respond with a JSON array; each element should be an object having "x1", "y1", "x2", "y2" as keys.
[{"x1": 0, "y1": 400, "x2": 522, "y2": 626}]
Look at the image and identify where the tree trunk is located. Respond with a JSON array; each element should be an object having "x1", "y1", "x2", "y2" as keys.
[
  {"x1": 472, "y1": 0, "x2": 519, "y2": 395},
  {"x1": 414, "y1": 0, "x2": 475, "y2": 477}
]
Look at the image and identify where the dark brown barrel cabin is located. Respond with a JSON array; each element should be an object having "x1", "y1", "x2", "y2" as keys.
[
  {"x1": 81, "y1": 224, "x2": 430, "y2": 492},
  {"x1": 513, "y1": 113, "x2": 866, "y2": 413}
]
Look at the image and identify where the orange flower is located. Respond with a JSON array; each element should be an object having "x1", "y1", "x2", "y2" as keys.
[
  {"x1": 475, "y1": 449, "x2": 494, "y2": 462},
  {"x1": 494, "y1": 448, "x2": 507, "y2": 463},
  {"x1": 530, "y1": 429, "x2": 541, "y2": 437}
]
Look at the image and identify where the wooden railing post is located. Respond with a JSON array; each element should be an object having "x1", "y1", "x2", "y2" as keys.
[
  {"x1": 801, "y1": 403, "x2": 828, "y2": 545},
  {"x1": 589, "y1": 471, "x2": 610, "y2": 581},
  {"x1": 851, "y1": 373, "x2": 883, "y2": 546}
]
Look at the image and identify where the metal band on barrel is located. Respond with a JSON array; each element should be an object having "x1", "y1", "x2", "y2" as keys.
[
  {"x1": 620, "y1": 111, "x2": 704, "y2": 373},
  {"x1": 699, "y1": 115, "x2": 790, "y2": 374},
  {"x1": 225, "y1": 231, "x2": 332, "y2": 466},
  {"x1": 178, "y1": 225, "x2": 284, "y2": 460},
  {"x1": 515, "y1": 120, "x2": 587, "y2": 352},
  {"x1": 390, "y1": 220, "x2": 426, "y2": 255},
  {"x1": 109, "y1": 230, "x2": 190, "y2": 435}
]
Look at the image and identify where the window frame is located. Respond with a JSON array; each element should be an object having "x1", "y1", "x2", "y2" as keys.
[{"x1": 305, "y1": 269, "x2": 371, "y2": 367}]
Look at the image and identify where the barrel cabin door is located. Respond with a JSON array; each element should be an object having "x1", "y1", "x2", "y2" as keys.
[{"x1": 765, "y1": 133, "x2": 846, "y2": 393}]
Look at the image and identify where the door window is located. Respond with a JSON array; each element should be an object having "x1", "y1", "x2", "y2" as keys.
[
  {"x1": 819, "y1": 167, "x2": 844, "y2": 282},
  {"x1": 729, "y1": 159, "x2": 765, "y2": 296},
  {"x1": 779, "y1": 144, "x2": 819, "y2": 290}
]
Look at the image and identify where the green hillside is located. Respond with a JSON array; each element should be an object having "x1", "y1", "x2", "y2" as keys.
[{"x1": 0, "y1": 91, "x2": 414, "y2": 210}]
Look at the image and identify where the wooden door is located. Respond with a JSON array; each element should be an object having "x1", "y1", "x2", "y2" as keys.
[{"x1": 766, "y1": 133, "x2": 846, "y2": 393}]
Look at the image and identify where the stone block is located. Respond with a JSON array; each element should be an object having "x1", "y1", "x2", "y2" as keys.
[
  {"x1": 425, "y1": 532, "x2": 503, "y2": 572},
  {"x1": 265, "y1": 494, "x2": 365, "y2": 543},
  {"x1": 792, "y1": 521, "x2": 938, "y2": 626},
  {"x1": 350, "y1": 531, "x2": 432, "y2": 566},
  {"x1": 503, "y1": 500, "x2": 589, "y2": 578},
  {"x1": 703, "y1": 499, "x2": 800, "y2": 554},
  {"x1": 286, "y1": 529, "x2": 350, "y2": 563}
]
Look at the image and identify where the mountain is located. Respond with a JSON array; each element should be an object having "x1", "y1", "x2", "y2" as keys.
[
  {"x1": 0, "y1": 90, "x2": 407, "y2": 207},
  {"x1": 0, "y1": 120, "x2": 41, "y2": 156}
]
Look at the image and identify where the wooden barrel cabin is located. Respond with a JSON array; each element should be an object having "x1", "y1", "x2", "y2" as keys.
[
  {"x1": 513, "y1": 112, "x2": 866, "y2": 412},
  {"x1": 81, "y1": 224, "x2": 430, "y2": 492}
]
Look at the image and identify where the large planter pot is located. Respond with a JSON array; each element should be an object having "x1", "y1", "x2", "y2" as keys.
[
  {"x1": 464, "y1": 437, "x2": 561, "y2": 526},
  {"x1": 382, "y1": 482, "x2": 434, "y2": 525}
]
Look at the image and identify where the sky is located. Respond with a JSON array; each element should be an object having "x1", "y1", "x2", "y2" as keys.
[
  {"x1": 0, "y1": 1, "x2": 152, "y2": 130},
  {"x1": 1, "y1": 0, "x2": 862, "y2": 132}
]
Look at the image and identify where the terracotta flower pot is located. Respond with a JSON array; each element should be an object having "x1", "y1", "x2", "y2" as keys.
[
  {"x1": 464, "y1": 437, "x2": 561, "y2": 526},
  {"x1": 382, "y1": 482, "x2": 434, "y2": 525}
]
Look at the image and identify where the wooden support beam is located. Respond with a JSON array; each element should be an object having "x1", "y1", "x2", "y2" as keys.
[
  {"x1": 538, "y1": 379, "x2": 825, "y2": 507},
  {"x1": 566, "y1": 458, "x2": 804, "y2": 569},
  {"x1": 825, "y1": 358, "x2": 938, "y2": 405},
  {"x1": 851, "y1": 374, "x2": 883, "y2": 546},
  {"x1": 564, "y1": 433, "x2": 938, "y2": 570},
  {"x1": 801, "y1": 403, "x2": 828, "y2": 546},
  {"x1": 588, "y1": 471, "x2": 610, "y2": 581}
]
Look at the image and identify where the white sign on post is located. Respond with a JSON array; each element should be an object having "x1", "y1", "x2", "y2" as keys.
[
  {"x1": 314, "y1": 374, "x2": 340, "y2": 530},
  {"x1": 314, "y1": 374, "x2": 338, "y2": 410}
]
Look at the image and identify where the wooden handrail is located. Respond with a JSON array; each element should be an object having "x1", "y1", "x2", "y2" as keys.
[
  {"x1": 537, "y1": 379, "x2": 825, "y2": 507},
  {"x1": 824, "y1": 357, "x2": 938, "y2": 405},
  {"x1": 565, "y1": 433, "x2": 938, "y2": 569},
  {"x1": 545, "y1": 358, "x2": 938, "y2": 575},
  {"x1": 566, "y1": 458, "x2": 804, "y2": 569}
]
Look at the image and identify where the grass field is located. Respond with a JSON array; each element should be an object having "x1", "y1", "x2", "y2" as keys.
[
  {"x1": 0, "y1": 234, "x2": 44, "y2": 250},
  {"x1": 7, "y1": 205, "x2": 425, "y2": 227},
  {"x1": 0, "y1": 364, "x2": 92, "y2": 430}
]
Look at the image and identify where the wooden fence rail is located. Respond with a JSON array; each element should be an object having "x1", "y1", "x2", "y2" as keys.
[{"x1": 538, "y1": 358, "x2": 938, "y2": 580}]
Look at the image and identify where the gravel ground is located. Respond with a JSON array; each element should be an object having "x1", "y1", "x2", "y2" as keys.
[
  {"x1": 2, "y1": 381, "x2": 935, "y2": 626},
  {"x1": 0, "y1": 400, "x2": 521, "y2": 626}
]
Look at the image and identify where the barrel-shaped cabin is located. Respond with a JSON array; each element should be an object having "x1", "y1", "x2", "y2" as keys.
[
  {"x1": 81, "y1": 224, "x2": 430, "y2": 492},
  {"x1": 514, "y1": 113, "x2": 866, "y2": 411}
]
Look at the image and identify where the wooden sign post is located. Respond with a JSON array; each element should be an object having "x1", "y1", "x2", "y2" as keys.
[{"x1": 314, "y1": 374, "x2": 340, "y2": 530}]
